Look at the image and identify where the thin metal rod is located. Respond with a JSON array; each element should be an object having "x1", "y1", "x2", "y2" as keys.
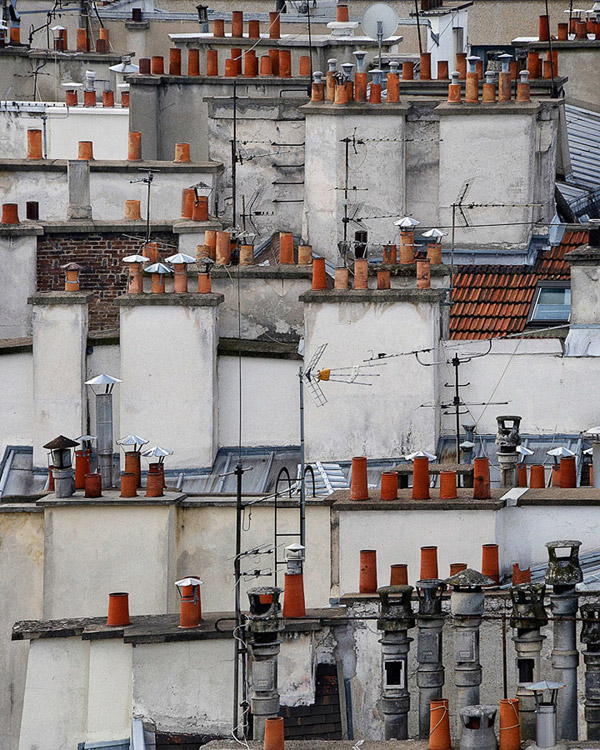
[
  {"x1": 232, "y1": 78, "x2": 238, "y2": 229},
  {"x1": 146, "y1": 171, "x2": 151, "y2": 243},
  {"x1": 233, "y1": 461, "x2": 243, "y2": 738},
  {"x1": 501, "y1": 611, "x2": 508, "y2": 699},
  {"x1": 546, "y1": 0, "x2": 556, "y2": 97},
  {"x1": 449, "y1": 203, "x2": 456, "y2": 303},
  {"x1": 307, "y1": 3, "x2": 313, "y2": 91},
  {"x1": 299, "y1": 367, "x2": 306, "y2": 548},
  {"x1": 414, "y1": 0, "x2": 423, "y2": 55},
  {"x1": 453, "y1": 355, "x2": 460, "y2": 463}
]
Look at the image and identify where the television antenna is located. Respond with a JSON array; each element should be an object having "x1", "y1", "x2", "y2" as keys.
[
  {"x1": 130, "y1": 167, "x2": 160, "y2": 243},
  {"x1": 361, "y1": 3, "x2": 398, "y2": 70}
]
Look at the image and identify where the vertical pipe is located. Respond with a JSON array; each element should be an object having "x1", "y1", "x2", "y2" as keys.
[
  {"x1": 299, "y1": 368, "x2": 306, "y2": 548},
  {"x1": 95, "y1": 393, "x2": 113, "y2": 488}
]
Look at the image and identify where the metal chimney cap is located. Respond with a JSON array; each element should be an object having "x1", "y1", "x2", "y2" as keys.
[
  {"x1": 165, "y1": 252, "x2": 197, "y2": 265},
  {"x1": 584, "y1": 447, "x2": 594, "y2": 455},
  {"x1": 546, "y1": 446, "x2": 575, "y2": 457},
  {"x1": 523, "y1": 680, "x2": 565, "y2": 692},
  {"x1": 459, "y1": 440, "x2": 475, "y2": 449},
  {"x1": 43, "y1": 435, "x2": 80, "y2": 450},
  {"x1": 75, "y1": 434, "x2": 97, "y2": 442},
  {"x1": 51, "y1": 24, "x2": 66, "y2": 31},
  {"x1": 422, "y1": 228, "x2": 446, "y2": 239},
  {"x1": 61, "y1": 82, "x2": 83, "y2": 89},
  {"x1": 516, "y1": 445, "x2": 534, "y2": 456},
  {"x1": 405, "y1": 450, "x2": 437, "y2": 461},
  {"x1": 123, "y1": 254, "x2": 148, "y2": 264},
  {"x1": 85, "y1": 374, "x2": 122, "y2": 386},
  {"x1": 62, "y1": 262, "x2": 85, "y2": 271},
  {"x1": 174, "y1": 576, "x2": 203, "y2": 587},
  {"x1": 144, "y1": 262, "x2": 171, "y2": 274},
  {"x1": 353, "y1": 49, "x2": 368, "y2": 57},
  {"x1": 583, "y1": 425, "x2": 600, "y2": 436},
  {"x1": 109, "y1": 57, "x2": 140, "y2": 74},
  {"x1": 117, "y1": 434, "x2": 149, "y2": 446},
  {"x1": 498, "y1": 53, "x2": 513, "y2": 60},
  {"x1": 394, "y1": 216, "x2": 420, "y2": 228},
  {"x1": 142, "y1": 445, "x2": 174, "y2": 457}
]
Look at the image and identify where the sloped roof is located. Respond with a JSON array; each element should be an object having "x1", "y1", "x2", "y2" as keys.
[
  {"x1": 557, "y1": 105, "x2": 600, "y2": 219},
  {"x1": 450, "y1": 230, "x2": 588, "y2": 340}
]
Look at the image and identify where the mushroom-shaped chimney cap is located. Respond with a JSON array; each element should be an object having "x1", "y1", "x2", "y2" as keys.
[
  {"x1": 547, "y1": 446, "x2": 575, "y2": 457},
  {"x1": 123, "y1": 254, "x2": 148, "y2": 264},
  {"x1": 110, "y1": 57, "x2": 140, "y2": 74},
  {"x1": 405, "y1": 450, "x2": 437, "y2": 461},
  {"x1": 144, "y1": 262, "x2": 171, "y2": 275},
  {"x1": 43, "y1": 435, "x2": 80, "y2": 450},
  {"x1": 61, "y1": 82, "x2": 83, "y2": 90},
  {"x1": 142, "y1": 445, "x2": 174, "y2": 458},
  {"x1": 422, "y1": 228, "x2": 446, "y2": 239},
  {"x1": 75, "y1": 434, "x2": 96, "y2": 443},
  {"x1": 174, "y1": 576, "x2": 203, "y2": 588},
  {"x1": 445, "y1": 568, "x2": 494, "y2": 588},
  {"x1": 117, "y1": 434, "x2": 149, "y2": 446},
  {"x1": 165, "y1": 252, "x2": 197, "y2": 265},
  {"x1": 524, "y1": 680, "x2": 565, "y2": 692},
  {"x1": 517, "y1": 445, "x2": 534, "y2": 456},
  {"x1": 85, "y1": 373, "x2": 122, "y2": 387},
  {"x1": 62, "y1": 262, "x2": 85, "y2": 271},
  {"x1": 394, "y1": 216, "x2": 420, "y2": 229},
  {"x1": 584, "y1": 425, "x2": 600, "y2": 437},
  {"x1": 459, "y1": 440, "x2": 475, "y2": 449}
]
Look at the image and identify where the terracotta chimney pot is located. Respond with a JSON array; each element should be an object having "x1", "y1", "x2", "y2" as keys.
[
  {"x1": 298, "y1": 245, "x2": 312, "y2": 265},
  {"x1": 416, "y1": 259, "x2": 431, "y2": 289},
  {"x1": 181, "y1": 188, "x2": 195, "y2": 219},
  {"x1": 169, "y1": 48, "x2": 182, "y2": 75},
  {"x1": 65, "y1": 90, "x2": 78, "y2": 106},
  {"x1": 204, "y1": 230, "x2": 217, "y2": 259},
  {"x1": 449, "y1": 562, "x2": 467, "y2": 576},
  {"x1": 213, "y1": 19, "x2": 225, "y2": 37},
  {"x1": 198, "y1": 273, "x2": 211, "y2": 293},
  {"x1": 279, "y1": 232, "x2": 294, "y2": 263},
  {"x1": 107, "y1": 592, "x2": 130, "y2": 626},
  {"x1": 245, "y1": 50, "x2": 258, "y2": 77},
  {"x1": 269, "y1": 11, "x2": 281, "y2": 39},
  {"x1": 27, "y1": 129, "x2": 43, "y2": 159},
  {"x1": 125, "y1": 200, "x2": 141, "y2": 220},
  {"x1": 351, "y1": 456, "x2": 369, "y2": 500},
  {"x1": 248, "y1": 19, "x2": 260, "y2": 38},
  {"x1": 430, "y1": 698, "x2": 451, "y2": 750},
  {"x1": 83, "y1": 90, "x2": 96, "y2": 107},
  {"x1": 188, "y1": 49, "x2": 200, "y2": 76},
  {"x1": 334, "y1": 267, "x2": 349, "y2": 289},
  {"x1": 260, "y1": 55, "x2": 273, "y2": 76},
  {"x1": 151, "y1": 56, "x2": 164, "y2": 75},
  {"x1": 439, "y1": 470, "x2": 457, "y2": 499},
  {"x1": 359, "y1": 549, "x2": 377, "y2": 593},
  {"x1": 538, "y1": 14, "x2": 550, "y2": 41},
  {"x1": 102, "y1": 90, "x2": 115, "y2": 107},
  {"x1": 138, "y1": 58, "x2": 151, "y2": 75},
  {"x1": 386, "y1": 73, "x2": 400, "y2": 102},
  {"x1": 128, "y1": 131, "x2": 142, "y2": 161},
  {"x1": 355, "y1": 72, "x2": 367, "y2": 102},
  {"x1": 239, "y1": 245, "x2": 254, "y2": 265},
  {"x1": 120, "y1": 472, "x2": 137, "y2": 498},
  {"x1": 269, "y1": 49, "x2": 280, "y2": 76},
  {"x1": 517, "y1": 465, "x2": 528, "y2": 487},
  {"x1": 390, "y1": 564, "x2": 408, "y2": 585},
  {"x1": 312, "y1": 257, "x2": 327, "y2": 290},
  {"x1": 78, "y1": 141, "x2": 94, "y2": 160},
  {"x1": 380, "y1": 471, "x2": 398, "y2": 500},
  {"x1": 216, "y1": 231, "x2": 231, "y2": 265},
  {"x1": 283, "y1": 572, "x2": 306, "y2": 618},
  {"x1": 420, "y1": 52, "x2": 431, "y2": 80},
  {"x1": 529, "y1": 464, "x2": 545, "y2": 488},
  {"x1": 437, "y1": 60, "x2": 449, "y2": 79},
  {"x1": 354, "y1": 258, "x2": 369, "y2": 289},
  {"x1": 412, "y1": 456, "x2": 430, "y2": 500},
  {"x1": 402, "y1": 61, "x2": 414, "y2": 80},
  {"x1": 512, "y1": 563, "x2": 531, "y2": 585},
  {"x1": 76, "y1": 28, "x2": 88, "y2": 52},
  {"x1": 473, "y1": 456, "x2": 491, "y2": 499},
  {"x1": 456, "y1": 52, "x2": 467, "y2": 79},
  {"x1": 481, "y1": 543, "x2": 500, "y2": 584},
  {"x1": 420, "y1": 546, "x2": 438, "y2": 579},
  {"x1": 231, "y1": 10, "x2": 243, "y2": 37},
  {"x1": 560, "y1": 456, "x2": 576, "y2": 488},
  {"x1": 264, "y1": 717, "x2": 284, "y2": 750},
  {"x1": 192, "y1": 196, "x2": 209, "y2": 222},
  {"x1": 174, "y1": 142, "x2": 191, "y2": 162},
  {"x1": 85, "y1": 472, "x2": 102, "y2": 498},
  {"x1": 279, "y1": 49, "x2": 292, "y2": 77},
  {"x1": 299, "y1": 55, "x2": 311, "y2": 76},
  {"x1": 1, "y1": 203, "x2": 19, "y2": 224}
]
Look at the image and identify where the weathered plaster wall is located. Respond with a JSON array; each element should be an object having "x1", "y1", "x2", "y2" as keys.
[
  {"x1": 0, "y1": 234, "x2": 37, "y2": 339},
  {"x1": 0, "y1": 352, "x2": 34, "y2": 459},
  {"x1": 217, "y1": 355, "x2": 299, "y2": 448},
  {"x1": 302, "y1": 293, "x2": 442, "y2": 462}
]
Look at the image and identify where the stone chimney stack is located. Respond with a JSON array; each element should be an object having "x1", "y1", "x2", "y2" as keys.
[
  {"x1": 564, "y1": 222, "x2": 600, "y2": 356},
  {"x1": 67, "y1": 160, "x2": 92, "y2": 220}
]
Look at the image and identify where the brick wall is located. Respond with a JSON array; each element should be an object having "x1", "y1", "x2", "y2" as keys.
[
  {"x1": 36, "y1": 232, "x2": 174, "y2": 332},
  {"x1": 280, "y1": 663, "x2": 343, "y2": 740}
]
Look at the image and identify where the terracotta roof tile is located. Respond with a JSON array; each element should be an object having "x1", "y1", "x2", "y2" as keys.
[{"x1": 450, "y1": 230, "x2": 587, "y2": 340}]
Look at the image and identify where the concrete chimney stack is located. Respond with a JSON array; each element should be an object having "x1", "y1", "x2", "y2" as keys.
[{"x1": 67, "y1": 160, "x2": 92, "y2": 220}]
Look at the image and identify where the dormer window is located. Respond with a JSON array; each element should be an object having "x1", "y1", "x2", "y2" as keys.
[{"x1": 527, "y1": 282, "x2": 571, "y2": 325}]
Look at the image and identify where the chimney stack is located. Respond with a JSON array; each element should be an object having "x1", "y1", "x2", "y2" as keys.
[{"x1": 67, "y1": 160, "x2": 92, "y2": 220}]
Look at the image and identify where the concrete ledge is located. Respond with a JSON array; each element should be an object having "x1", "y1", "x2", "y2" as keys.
[
  {"x1": 28, "y1": 291, "x2": 94, "y2": 305},
  {"x1": 0, "y1": 337, "x2": 33, "y2": 355},
  {"x1": 331, "y1": 487, "x2": 505, "y2": 510},
  {"x1": 212, "y1": 265, "x2": 312, "y2": 280},
  {"x1": 0, "y1": 159, "x2": 222, "y2": 173},
  {"x1": 115, "y1": 292, "x2": 224, "y2": 306},
  {"x1": 527, "y1": 40, "x2": 600, "y2": 50},
  {"x1": 181, "y1": 494, "x2": 333, "y2": 507},
  {"x1": 301, "y1": 102, "x2": 410, "y2": 115},
  {"x1": 373, "y1": 263, "x2": 450, "y2": 277},
  {"x1": 299, "y1": 289, "x2": 446, "y2": 304},
  {"x1": 517, "y1": 488, "x2": 600, "y2": 506},
  {"x1": 0, "y1": 223, "x2": 44, "y2": 237},
  {"x1": 12, "y1": 607, "x2": 349, "y2": 643},
  {"x1": 35, "y1": 489, "x2": 187, "y2": 507},
  {"x1": 172, "y1": 219, "x2": 223, "y2": 233},
  {"x1": 0, "y1": 502, "x2": 43, "y2": 512},
  {"x1": 436, "y1": 101, "x2": 542, "y2": 115},
  {"x1": 41, "y1": 220, "x2": 176, "y2": 234},
  {"x1": 28, "y1": 50, "x2": 124, "y2": 62},
  {"x1": 217, "y1": 337, "x2": 302, "y2": 360},
  {"x1": 563, "y1": 243, "x2": 599, "y2": 264}
]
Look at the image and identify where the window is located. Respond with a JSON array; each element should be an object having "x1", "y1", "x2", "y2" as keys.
[{"x1": 527, "y1": 283, "x2": 571, "y2": 325}]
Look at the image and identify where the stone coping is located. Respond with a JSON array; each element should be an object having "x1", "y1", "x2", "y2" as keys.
[
  {"x1": 0, "y1": 223, "x2": 44, "y2": 237},
  {"x1": 172, "y1": 219, "x2": 223, "y2": 233},
  {"x1": 28, "y1": 50, "x2": 124, "y2": 62},
  {"x1": 0, "y1": 159, "x2": 222, "y2": 172},
  {"x1": 181, "y1": 494, "x2": 335, "y2": 507},
  {"x1": 527, "y1": 40, "x2": 600, "y2": 50},
  {"x1": 0, "y1": 502, "x2": 43, "y2": 513},
  {"x1": 169, "y1": 35, "x2": 396, "y2": 49},
  {"x1": 12, "y1": 607, "x2": 349, "y2": 643},
  {"x1": 115, "y1": 292, "x2": 224, "y2": 306},
  {"x1": 517, "y1": 488, "x2": 600, "y2": 506},
  {"x1": 301, "y1": 102, "x2": 410, "y2": 115},
  {"x1": 331, "y1": 488, "x2": 505, "y2": 511},
  {"x1": 211, "y1": 265, "x2": 312, "y2": 280},
  {"x1": 564, "y1": 243, "x2": 600, "y2": 264},
  {"x1": 40, "y1": 220, "x2": 176, "y2": 234},
  {"x1": 373, "y1": 263, "x2": 450, "y2": 277},
  {"x1": 436, "y1": 101, "x2": 543, "y2": 116},
  {"x1": 299, "y1": 289, "x2": 445, "y2": 304},
  {"x1": 36, "y1": 489, "x2": 187, "y2": 507},
  {"x1": 217, "y1": 337, "x2": 302, "y2": 360},
  {"x1": 28, "y1": 291, "x2": 94, "y2": 305}
]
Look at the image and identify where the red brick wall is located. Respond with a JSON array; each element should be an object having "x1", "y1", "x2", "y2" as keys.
[{"x1": 36, "y1": 233, "x2": 174, "y2": 332}]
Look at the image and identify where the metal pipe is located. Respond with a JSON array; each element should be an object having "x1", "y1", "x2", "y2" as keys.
[{"x1": 95, "y1": 393, "x2": 113, "y2": 488}]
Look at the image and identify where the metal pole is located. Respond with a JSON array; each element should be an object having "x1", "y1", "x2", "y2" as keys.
[
  {"x1": 232, "y1": 78, "x2": 238, "y2": 229},
  {"x1": 146, "y1": 170, "x2": 151, "y2": 243},
  {"x1": 307, "y1": 4, "x2": 313, "y2": 91},
  {"x1": 299, "y1": 367, "x2": 306, "y2": 548},
  {"x1": 233, "y1": 461, "x2": 243, "y2": 738},
  {"x1": 414, "y1": 0, "x2": 423, "y2": 55},
  {"x1": 449, "y1": 203, "x2": 456, "y2": 303},
  {"x1": 96, "y1": 392, "x2": 114, "y2": 488},
  {"x1": 453, "y1": 355, "x2": 460, "y2": 463},
  {"x1": 593, "y1": 440, "x2": 600, "y2": 488}
]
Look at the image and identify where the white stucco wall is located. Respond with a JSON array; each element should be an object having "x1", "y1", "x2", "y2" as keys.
[
  {"x1": 438, "y1": 109, "x2": 537, "y2": 249},
  {"x1": 0, "y1": 235, "x2": 37, "y2": 339},
  {"x1": 0, "y1": 352, "x2": 33, "y2": 459},
  {"x1": 303, "y1": 110, "x2": 407, "y2": 263},
  {"x1": 303, "y1": 295, "x2": 441, "y2": 462},
  {"x1": 217, "y1": 356, "x2": 299, "y2": 448},
  {"x1": 86, "y1": 640, "x2": 132, "y2": 744},
  {"x1": 439, "y1": 338, "x2": 600, "y2": 436},
  {"x1": 42, "y1": 504, "x2": 177, "y2": 619},
  {"x1": 31, "y1": 298, "x2": 88, "y2": 467},
  {"x1": 119, "y1": 302, "x2": 219, "y2": 468},
  {"x1": 18, "y1": 637, "x2": 90, "y2": 750},
  {"x1": 177, "y1": 503, "x2": 331, "y2": 612}
]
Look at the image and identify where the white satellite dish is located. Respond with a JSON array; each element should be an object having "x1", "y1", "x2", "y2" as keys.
[{"x1": 361, "y1": 3, "x2": 398, "y2": 40}]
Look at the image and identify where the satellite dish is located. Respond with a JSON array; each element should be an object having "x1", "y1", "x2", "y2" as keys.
[{"x1": 361, "y1": 3, "x2": 398, "y2": 40}]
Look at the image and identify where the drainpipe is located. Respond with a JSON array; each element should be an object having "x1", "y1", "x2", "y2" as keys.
[
  {"x1": 377, "y1": 585, "x2": 415, "y2": 740},
  {"x1": 415, "y1": 579, "x2": 447, "y2": 739},
  {"x1": 581, "y1": 603, "x2": 600, "y2": 741},
  {"x1": 545, "y1": 540, "x2": 583, "y2": 741},
  {"x1": 247, "y1": 587, "x2": 284, "y2": 741},
  {"x1": 495, "y1": 415, "x2": 521, "y2": 488},
  {"x1": 446, "y1": 568, "x2": 494, "y2": 727},
  {"x1": 510, "y1": 582, "x2": 548, "y2": 740}
]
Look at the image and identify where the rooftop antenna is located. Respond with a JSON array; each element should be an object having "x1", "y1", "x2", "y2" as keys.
[
  {"x1": 130, "y1": 167, "x2": 159, "y2": 243},
  {"x1": 413, "y1": 0, "x2": 423, "y2": 55},
  {"x1": 361, "y1": 3, "x2": 398, "y2": 71}
]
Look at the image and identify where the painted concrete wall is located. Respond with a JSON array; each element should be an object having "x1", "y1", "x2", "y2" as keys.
[
  {"x1": 42, "y1": 504, "x2": 177, "y2": 618},
  {"x1": 303, "y1": 294, "x2": 442, "y2": 462},
  {"x1": 177, "y1": 503, "x2": 331, "y2": 611},
  {"x1": 18, "y1": 637, "x2": 90, "y2": 750},
  {"x1": 303, "y1": 108, "x2": 407, "y2": 263},
  {"x1": 0, "y1": 352, "x2": 34, "y2": 460},
  {"x1": 211, "y1": 273, "x2": 310, "y2": 342},
  {"x1": 0, "y1": 163, "x2": 219, "y2": 222},
  {"x1": 0, "y1": 105, "x2": 129, "y2": 160},
  {"x1": 86, "y1": 640, "x2": 132, "y2": 744},
  {"x1": 31, "y1": 296, "x2": 88, "y2": 467},
  {"x1": 217, "y1": 356, "x2": 299, "y2": 448},
  {"x1": 119, "y1": 301, "x2": 219, "y2": 468},
  {"x1": 438, "y1": 338, "x2": 600, "y2": 437},
  {"x1": 0, "y1": 509, "x2": 44, "y2": 750},
  {"x1": 0, "y1": 235, "x2": 38, "y2": 339}
]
